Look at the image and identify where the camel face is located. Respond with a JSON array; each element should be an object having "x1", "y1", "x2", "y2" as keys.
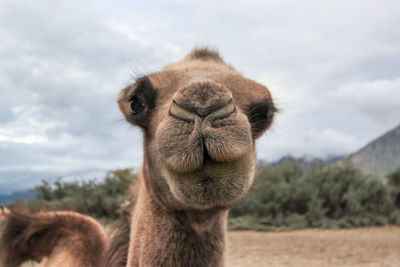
[{"x1": 118, "y1": 49, "x2": 275, "y2": 209}]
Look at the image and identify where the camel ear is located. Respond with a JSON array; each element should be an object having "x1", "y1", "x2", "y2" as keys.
[
  {"x1": 246, "y1": 99, "x2": 277, "y2": 139},
  {"x1": 118, "y1": 76, "x2": 157, "y2": 128}
]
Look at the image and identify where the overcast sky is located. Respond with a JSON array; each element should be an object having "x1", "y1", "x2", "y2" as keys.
[{"x1": 1, "y1": 0, "x2": 399, "y2": 193}]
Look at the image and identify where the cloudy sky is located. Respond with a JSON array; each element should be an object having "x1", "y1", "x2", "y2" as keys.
[{"x1": 1, "y1": 0, "x2": 399, "y2": 193}]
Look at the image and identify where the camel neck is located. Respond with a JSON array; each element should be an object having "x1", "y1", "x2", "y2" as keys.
[{"x1": 126, "y1": 176, "x2": 228, "y2": 267}]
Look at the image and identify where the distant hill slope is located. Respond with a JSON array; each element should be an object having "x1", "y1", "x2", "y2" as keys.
[
  {"x1": 344, "y1": 124, "x2": 400, "y2": 178},
  {"x1": 0, "y1": 191, "x2": 35, "y2": 205}
]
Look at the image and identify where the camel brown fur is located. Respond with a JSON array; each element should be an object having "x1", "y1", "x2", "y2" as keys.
[
  {"x1": 0, "y1": 48, "x2": 276, "y2": 267},
  {"x1": 0, "y1": 207, "x2": 108, "y2": 267}
]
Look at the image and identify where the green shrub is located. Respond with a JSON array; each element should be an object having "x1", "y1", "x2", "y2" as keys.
[
  {"x1": 228, "y1": 216, "x2": 260, "y2": 230},
  {"x1": 387, "y1": 167, "x2": 400, "y2": 208},
  {"x1": 230, "y1": 161, "x2": 398, "y2": 230},
  {"x1": 390, "y1": 209, "x2": 400, "y2": 225},
  {"x1": 22, "y1": 169, "x2": 136, "y2": 219}
]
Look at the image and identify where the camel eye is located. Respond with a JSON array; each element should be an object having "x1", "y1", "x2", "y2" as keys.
[
  {"x1": 129, "y1": 96, "x2": 144, "y2": 115},
  {"x1": 247, "y1": 100, "x2": 276, "y2": 138}
]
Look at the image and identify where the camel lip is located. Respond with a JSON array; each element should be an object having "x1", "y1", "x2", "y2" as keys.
[
  {"x1": 199, "y1": 176, "x2": 214, "y2": 185},
  {"x1": 202, "y1": 142, "x2": 213, "y2": 165},
  {"x1": 162, "y1": 152, "x2": 244, "y2": 175}
]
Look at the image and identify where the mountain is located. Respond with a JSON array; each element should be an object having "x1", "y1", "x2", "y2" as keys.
[
  {"x1": 343, "y1": 124, "x2": 400, "y2": 178},
  {"x1": 267, "y1": 155, "x2": 344, "y2": 174},
  {"x1": 0, "y1": 191, "x2": 35, "y2": 205}
]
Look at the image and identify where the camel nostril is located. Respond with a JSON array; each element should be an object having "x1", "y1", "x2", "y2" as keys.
[
  {"x1": 193, "y1": 98, "x2": 234, "y2": 118},
  {"x1": 171, "y1": 80, "x2": 233, "y2": 118},
  {"x1": 205, "y1": 99, "x2": 235, "y2": 120},
  {"x1": 170, "y1": 99, "x2": 235, "y2": 122},
  {"x1": 169, "y1": 100, "x2": 197, "y2": 122}
]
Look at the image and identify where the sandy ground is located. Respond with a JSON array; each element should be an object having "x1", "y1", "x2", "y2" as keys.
[
  {"x1": 13, "y1": 227, "x2": 400, "y2": 267},
  {"x1": 227, "y1": 227, "x2": 400, "y2": 267}
]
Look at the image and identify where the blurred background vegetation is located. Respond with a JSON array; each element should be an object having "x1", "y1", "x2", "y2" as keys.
[
  {"x1": 8, "y1": 161, "x2": 400, "y2": 231},
  {"x1": 229, "y1": 161, "x2": 400, "y2": 230}
]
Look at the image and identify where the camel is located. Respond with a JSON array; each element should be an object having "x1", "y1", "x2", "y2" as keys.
[{"x1": 0, "y1": 48, "x2": 276, "y2": 267}]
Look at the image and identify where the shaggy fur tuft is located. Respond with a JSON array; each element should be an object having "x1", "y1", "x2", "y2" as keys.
[
  {"x1": 102, "y1": 218, "x2": 131, "y2": 267},
  {"x1": 102, "y1": 186, "x2": 137, "y2": 267},
  {"x1": 0, "y1": 207, "x2": 108, "y2": 267},
  {"x1": 187, "y1": 48, "x2": 224, "y2": 62}
]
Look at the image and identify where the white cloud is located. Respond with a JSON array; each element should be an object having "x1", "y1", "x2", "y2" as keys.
[
  {"x1": 258, "y1": 121, "x2": 360, "y2": 161},
  {"x1": 329, "y1": 78, "x2": 400, "y2": 123},
  {"x1": 0, "y1": 135, "x2": 46, "y2": 144}
]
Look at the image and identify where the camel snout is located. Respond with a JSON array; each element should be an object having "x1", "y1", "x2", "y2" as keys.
[{"x1": 171, "y1": 79, "x2": 233, "y2": 119}]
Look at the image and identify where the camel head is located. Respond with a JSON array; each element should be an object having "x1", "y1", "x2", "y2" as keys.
[{"x1": 118, "y1": 48, "x2": 275, "y2": 210}]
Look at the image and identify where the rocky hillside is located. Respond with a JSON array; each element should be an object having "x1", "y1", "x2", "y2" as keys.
[{"x1": 344, "y1": 124, "x2": 400, "y2": 178}]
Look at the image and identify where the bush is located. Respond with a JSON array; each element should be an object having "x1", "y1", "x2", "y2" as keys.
[
  {"x1": 230, "y1": 161, "x2": 399, "y2": 230},
  {"x1": 23, "y1": 169, "x2": 136, "y2": 219},
  {"x1": 387, "y1": 167, "x2": 400, "y2": 208},
  {"x1": 228, "y1": 216, "x2": 260, "y2": 230},
  {"x1": 390, "y1": 209, "x2": 400, "y2": 225}
]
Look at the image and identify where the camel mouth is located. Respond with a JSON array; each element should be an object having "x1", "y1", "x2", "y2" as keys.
[
  {"x1": 154, "y1": 103, "x2": 257, "y2": 208},
  {"x1": 162, "y1": 138, "x2": 240, "y2": 174},
  {"x1": 159, "y1": 150, "x2": 256, "y2": 209},
  {"x1": 156, "y1": 107, "x2": 253, "y2": 173},
  {"x1": 202, "y1": 151, "x2": 219, "y2": 168}
]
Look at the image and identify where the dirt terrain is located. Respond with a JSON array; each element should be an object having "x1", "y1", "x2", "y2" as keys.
[
  {"x1": 14, "y1": 227, "x2": 400, "y2": 267},
  {"x1": 227, "y1": 227, "x2": 400, "y2": 267}
]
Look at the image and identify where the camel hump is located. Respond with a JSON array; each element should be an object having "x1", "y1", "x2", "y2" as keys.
[{"x1": 0, "y1": 207, "x2": 109, "y2": 267}]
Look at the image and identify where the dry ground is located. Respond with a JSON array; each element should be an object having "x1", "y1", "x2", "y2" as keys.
[
  {"x1": 227, "y1": 227, "x2": 400, "y2": 267},
  {"x1": 13, "y1": 227, "x2": 400, "y2": 267}
]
